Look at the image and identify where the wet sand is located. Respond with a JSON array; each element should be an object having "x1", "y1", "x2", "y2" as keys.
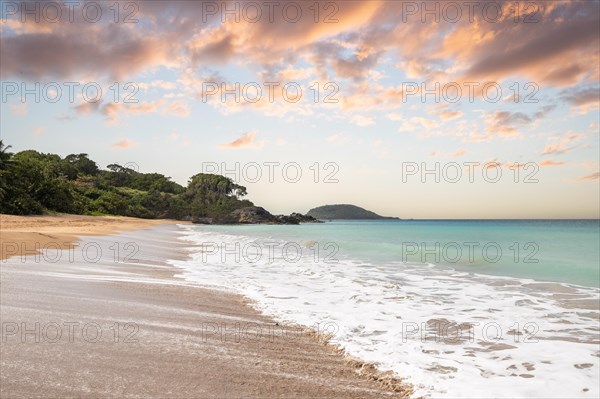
[{"x1": 0, "y1": 216, "x2": 412, "y2": 398}]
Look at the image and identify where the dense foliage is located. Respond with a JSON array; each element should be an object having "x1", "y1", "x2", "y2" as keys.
[{"x1": 0, "y1": 141, "x2": 251, "y2": 220}]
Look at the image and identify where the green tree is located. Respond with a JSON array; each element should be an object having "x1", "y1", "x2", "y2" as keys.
[
  {"x1": 0, "y1": 142, "x2": 255, "y2": 220},
  {"x1": 65, "y1": 153, "x2": 99, "y2": 176},
  {"x1": 183, "y1": 173, "x2": 251, "y2": 219}
]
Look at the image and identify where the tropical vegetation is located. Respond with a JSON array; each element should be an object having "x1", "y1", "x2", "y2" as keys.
[{"x1": 0, "y1": 140, "x2": 251, "y2": 220}]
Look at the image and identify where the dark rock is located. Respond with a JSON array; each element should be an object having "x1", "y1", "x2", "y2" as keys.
[
  {"x1": 275, "y1": 212, "x2": 322, "y2": 224},
  {"x1": 192, "y1": 217, "x2": 214, "y2": 224},
  {"x1": 290, "y1": 212, "x2": 320, "y2": 223},
  {"x1": 274, "y1": 215, "x2": 300, "y2": 224},
  {"x1": 192, "y1": 206, "x2": 322, "y2": 225},
  {"x1": 228, "y1": 206, "x2": 276, "y2": 224}
]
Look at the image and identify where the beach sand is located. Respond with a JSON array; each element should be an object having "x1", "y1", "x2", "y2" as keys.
[
  {"x1": 0, "y1": 214, "x2": 172, "y2": 260},
  {"x1": 0, "y1": 215, "x2": 412, "y2": 398}
]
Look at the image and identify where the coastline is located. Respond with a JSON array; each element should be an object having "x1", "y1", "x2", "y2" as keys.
[{"x1": 0, "y1": 215, "x2": 413, "y2": 398}]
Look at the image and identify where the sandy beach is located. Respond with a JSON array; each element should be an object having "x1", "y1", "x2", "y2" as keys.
[
  {"x1": 0, "y1": 214, "x2": 173, "y2": 260},
  {"x1": 0, "y1": 215, "x2": 412, "y2": 398}
]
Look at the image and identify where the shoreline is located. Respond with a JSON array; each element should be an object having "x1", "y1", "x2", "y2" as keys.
[
  {"x1": 0, "y1": 214, "x2": 182, "y2": 261},
  {"x1": 172, "y1": 221, "x2": 600, "y2": 398},
  {"x1": 0, "y1": 215, "x2": 413, "y2": 398}
]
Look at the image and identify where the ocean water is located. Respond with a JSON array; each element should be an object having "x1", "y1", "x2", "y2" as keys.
[{"x1": 169, "y1": 220, "x2": 600, "y2": 398}]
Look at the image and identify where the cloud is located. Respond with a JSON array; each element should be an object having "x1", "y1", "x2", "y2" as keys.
[
  {"x1": 1, "y1": 0, "x2": 597, "y2": 93},
  {"x1": 463, "y1": 13, "x2": 599, "y2": 83},
  {"x1": 169, "y1": 131, "x2": 179, "y2": 141},
  {"x1": 542, "y1": 145, "x2": 570, "y2": 156},
  {"x1": 351, "y1": 115, "x2": 375, "y2": 126},
  {"x1": 32, "y1": 127, "x2": 44, "y2": 137},
  {"x1": 542, "y1": 133, "x2": 583, "y2": 155},
  {"x1": 332, "y1": 49, "x2": 383, "y2": 81},
  {"x1": 138, "y1": 80, "x2": 177, "y2": 91},
  {"x1": 166, "y1": 101, "x2": 190, "y2": 117},
  {"x1": 539, "y1": 160, "x2": 566, "y2": 167},
  {"x1": 74, "y1": 101, "x2": 102, "y2": 115},
  {"x1": 452, "y1": 148, "x2": 467, "y2": 158},
  {"x1": 398, "y1": 116, "x2": 439, "y2": 132},
  {"x1": 111, "y1": 139, "x2": 138, "y2": 149},
  {"x1": 438, "y1": 109, "x2": 463, "y2": 121},
  {"x1": 1, "y1": 0, "x2": 598, "y2": 127},
  {"x1": 561, "y1": 86, "x2": 600, "y2": 114},
  {"x1": 1, "y1": 28, "x2": 174, "y2": 81},
  {"x1": 219, "y1": 132, "x2": 264, "y2": 149},
  {"x1": 484, "y1": 111, "x2": 530, "y2": 137},
  {"x1": 576, "y1": 172, "x2": 600, "y2": 181},
  {"x1": 386, "y1": 112, "x2": 403, "y2": 121},
  {"x1": 437, "y1": 2, "x2": 600, "y2": 86},
  {"x1": 484, "y1": 106, "x2": 555, "y2": 139},
  {"x1": 10, "y1": 103, "x2": 27, "y2": 116},
  {"x1": 326, "y1": 133, "x2": 354, "y2": 144},
  {"x1": 189, "y1": 28, "x2": 236, "y2": 65},
  {"x1": 85, "y1": 99, "x2": 191, "y2": 124},
  {"x1": 1, "y1": 1, "x2": 384, "y2": 82},
  {"x1": 273, "y1": 67, "x2": 316, "y2": 81}
]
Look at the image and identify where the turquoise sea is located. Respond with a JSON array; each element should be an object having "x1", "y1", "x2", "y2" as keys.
[{"x1": 192, "y1": 219, "x2": 600, "y2": 287}]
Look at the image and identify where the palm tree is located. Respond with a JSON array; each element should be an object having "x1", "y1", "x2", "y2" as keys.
[
  {"x1": 0, "y1": 140, "x2": 14, "y2": 170},
  {"x1": 0, "y1": 140, "x2": 13, "y2": 203}
]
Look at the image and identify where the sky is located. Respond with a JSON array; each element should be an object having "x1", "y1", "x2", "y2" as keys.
[{"x1": 1, "y1": 0, "x2": 599, "y2": 218}]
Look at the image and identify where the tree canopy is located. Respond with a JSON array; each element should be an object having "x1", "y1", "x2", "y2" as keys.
[{"x1": 0, "y1": 143, "x2": 252, "y2": 220}]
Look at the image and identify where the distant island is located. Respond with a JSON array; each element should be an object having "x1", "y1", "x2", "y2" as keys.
[{"x1": 306, "y1": 204, "x2": 399, "y2": 220}]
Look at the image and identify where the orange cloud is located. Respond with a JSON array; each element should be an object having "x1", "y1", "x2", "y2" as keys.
[
  {"x1": 576, "y1": 172, "x2": 600, "y2": 181},
  {"x1": 219, "y1": 132, "x2": 264, "y2": 149},
  {"x1": 439, "y1": 110, "x2": 463, "y2": 121},
  {"x1": 1, "y1": 0, "x2": 597, "y2": 126},
  {"x1": 453, "y1": 148, "x2": 468, "y2": 158},
  {"x1": 539, "y1": 160, "x2": 566, "y2": 167},
  {"x1": 111, "y1": 139, "x2": 138, "y2": 150}
]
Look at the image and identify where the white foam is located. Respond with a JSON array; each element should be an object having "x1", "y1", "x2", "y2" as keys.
[{"x1": 169, "y1": 226, "x2": 600, "y2": 398}]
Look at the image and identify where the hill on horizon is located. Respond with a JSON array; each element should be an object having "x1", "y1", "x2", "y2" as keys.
[{"x1": 306, "y1": 204, "x2": 398, "y2": 220}]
